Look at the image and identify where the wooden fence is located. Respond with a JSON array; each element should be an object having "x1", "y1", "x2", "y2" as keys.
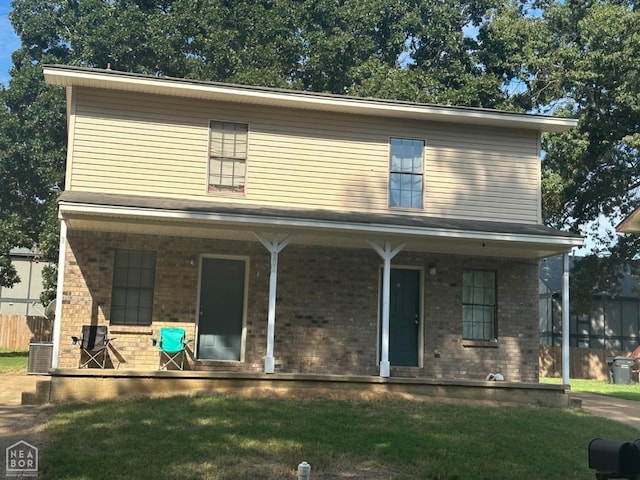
[
  {"x1": 539, "y1": 344, "x2": 634, "y2": 380},
  {"x1": 0, "y1": 315, "x2": 52, "y2": 350}
]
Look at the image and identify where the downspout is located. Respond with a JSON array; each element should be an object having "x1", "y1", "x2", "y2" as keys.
[
  {"x1": 255, "y1": 233, "x2": 294, "y2": 374},
  {"x1": 562, "y1": 252, "x2": 570, "y2": 386},
  {"x1": 51, "y1": 219, "x2": 67, "y2": 369}
]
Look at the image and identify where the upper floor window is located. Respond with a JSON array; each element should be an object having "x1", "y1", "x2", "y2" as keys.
[
  {"x1": 208, "y1": 121, "x2": 248, "y2": 194},
  {"x1": 111, "y1": 249, "x2": 156, "y2": 326},
  {"x1": 389, "y1": 138, "x2": 424, "y2": 208},
  {"x1": 462, "y1": 269, "x2": 497, "y2": 340}
]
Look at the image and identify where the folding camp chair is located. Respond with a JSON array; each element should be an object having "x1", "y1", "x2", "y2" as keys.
[
  {"x1": 153, "y1": 327, "x2": 192, "y2": 370},
  {"x1": 72, "y1": 325, "x2": 112, "y2": 368}
]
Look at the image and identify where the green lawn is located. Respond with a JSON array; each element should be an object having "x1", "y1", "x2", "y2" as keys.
[
  {"x1": 0, "y1": 349, "x2": 28, "y2": 373},
  {"x1": 1, "y1": 349, "x2": 636, "y2": 479},
  {"x1": 541, "y1": 377, "x2": 640, "y2": 402},
  {"x1": 41, "y1": 393, "x2": 638, "y2": 480}
]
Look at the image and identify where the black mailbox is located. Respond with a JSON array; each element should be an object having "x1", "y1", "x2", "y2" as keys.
[{"x1": 588, "y1": 438, "x2": 640, "y2": 479}]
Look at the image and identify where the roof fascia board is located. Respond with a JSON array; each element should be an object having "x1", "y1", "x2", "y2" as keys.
[
  {"x1": 616, "y1": 207, "x2": 640, "y2": 233},
  {"x1": 43, "y1": 66, "x2": 577, "y2": 133},
  {"x1": 58, "y1": 202, "x2": 583, "y2": 248}
]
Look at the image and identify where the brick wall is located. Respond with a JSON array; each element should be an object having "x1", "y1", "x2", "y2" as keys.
[
  {"x1": 58, "y1": 231, "x2": 268, "y2": 370},
  {"x1": 57, "y1": 230, "x2": 539, "y2": 381},
  {"x1": 273, "y1": 245, "x2": 381, "y2": 376},
  {"x1": 416, "y1": 254, "x2": 540, "y2": 382}
]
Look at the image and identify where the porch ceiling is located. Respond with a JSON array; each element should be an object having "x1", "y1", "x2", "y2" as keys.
[{"x1": 58, "y1": 191, "x2": 583, "y2": 259}]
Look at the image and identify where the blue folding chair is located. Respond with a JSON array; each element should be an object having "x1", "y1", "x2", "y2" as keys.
[{"x1": 153, "y1": 327, "x2": 192, "y2": 370}]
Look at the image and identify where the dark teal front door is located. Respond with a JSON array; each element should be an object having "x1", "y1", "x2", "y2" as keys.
[
  {"x1": 198, "y1": 258, "x2": 245, "y2": 360},
  {"x1": 382, "y1": 268, "x2": 420, "y2": 367}
]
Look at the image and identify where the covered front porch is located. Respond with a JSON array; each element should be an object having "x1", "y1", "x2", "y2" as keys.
[{"x1": 51, "y1": 191, "x2": 582, "y2": 382}]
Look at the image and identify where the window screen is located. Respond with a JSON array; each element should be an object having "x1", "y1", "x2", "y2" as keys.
[
  {"x1": 209, "y1": 121, "x2": 248, "y2": 193},
  {"x1": 389, "y1": 138, "x2": 424, "y2": 208},
  {"x1": 462, "y1": 270, "x2": 496, "y2": 340},
  {"x1": 111, "y1": 250, "x2": 156, "y2": 325}
]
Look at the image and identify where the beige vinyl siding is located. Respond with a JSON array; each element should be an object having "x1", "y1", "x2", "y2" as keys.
[
  {"x1": 68, "y1": 87, "x2": 542, "y2": 224},
  {"x1": 426, "y1": 130, "x2": 540, "y2": 221}
]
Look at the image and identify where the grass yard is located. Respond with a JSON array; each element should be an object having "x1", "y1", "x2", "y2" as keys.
[
  {"x1": 0, "y1": 349, "x2": 28, "y2": 373},
  {"x1": 0, "y1": 349, "x2": 636, "y2": 479},
  {"x1": 41, "y1": 393, "x2": 638, "y2": 480},
  {"x1": 541, "y1": 377, "x2": 640, "y2": 402}
]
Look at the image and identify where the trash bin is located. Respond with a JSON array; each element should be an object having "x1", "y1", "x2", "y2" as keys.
[{"x1": 606, "y1": 356, "x2": 636, "y2": 385}]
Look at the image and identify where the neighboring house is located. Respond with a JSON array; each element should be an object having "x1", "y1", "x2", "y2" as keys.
[
  {"x1": 43, "y1": 65, "x2": 582, "y2": 382},
  {"x1": 0, "y1": 248, "x2": 51, "y2": 350},
  {"x1": 539, "y1": 255, "x2": 640, "y2": 351},
  {"x1": 0, "y1": 248, "x2": 46, "y2": 316}
]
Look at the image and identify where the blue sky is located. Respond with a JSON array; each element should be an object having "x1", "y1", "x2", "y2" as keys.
[{"x1": 0, "y1": 0, "x2": 20, "y2": 86}]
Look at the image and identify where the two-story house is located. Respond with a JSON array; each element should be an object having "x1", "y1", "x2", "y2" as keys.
[{"x1": 43, "y1": 65, "x2": 582, "y2": 385}]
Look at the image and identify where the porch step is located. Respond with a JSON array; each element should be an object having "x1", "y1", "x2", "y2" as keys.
[
  {"x1": 569, "y1": 396, "x2": 582, "y2": 409},
  {"x1": 21, "y1": 379, "x2": 51, "y2": 405}
]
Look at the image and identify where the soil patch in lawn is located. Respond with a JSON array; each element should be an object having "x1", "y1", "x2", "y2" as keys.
[{"x1": 0, "y1": 373, "x2": 53, "y2": 472}]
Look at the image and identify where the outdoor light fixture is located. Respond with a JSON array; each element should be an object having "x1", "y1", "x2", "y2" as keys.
[{"x1": 428, "y1": 264, "x2": 437, "y2": 275}]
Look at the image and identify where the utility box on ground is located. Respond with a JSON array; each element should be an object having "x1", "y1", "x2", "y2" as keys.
[{"x1": 27, "y1": 342, "x2": 52, "y2": 375}]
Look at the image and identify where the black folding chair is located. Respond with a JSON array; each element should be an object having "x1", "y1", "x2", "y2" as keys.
[{"x1": 72, "y1": 325, "x2": 112, "y2": 368}]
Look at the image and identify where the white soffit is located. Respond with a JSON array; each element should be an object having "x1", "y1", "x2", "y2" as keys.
[
  {"x1": 59, "y1": 202, "x2": 583, "y2": 258},
  {"x1": 616, "y1": 207, "x2": 640, "y2": 234},
  {"x1": 43, "y1": 65, "x2": 577, "y2": 133}
]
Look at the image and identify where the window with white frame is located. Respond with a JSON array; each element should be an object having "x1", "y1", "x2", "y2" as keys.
[
  {"x1": 462, "y1": 269, "x2": 497, "y2": 340},
  {"x1": 110, "y1": 249, "x2": 156, "y2": 326},
  {"x1": 208, "y1": 121, "x2": 248, "y2": 193},
  {"x1": 389, "y1": 137, "x2": 424, "y2": 208}
]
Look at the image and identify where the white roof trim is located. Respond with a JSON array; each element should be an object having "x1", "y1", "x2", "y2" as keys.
[
  {"x1": 43, "y1": 65, "x2": 577, "y2": 133},
  {"x1": 59, "y1": 202, "x2": 583, "y2": 248},
  {"x1": 616, "y1": 207, "x2": 640, "y2": 234}
]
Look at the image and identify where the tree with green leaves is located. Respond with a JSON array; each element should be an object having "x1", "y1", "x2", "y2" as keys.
[
  {"x1": 479, "y1": 0, "x2": 640, "y2": 308},
  {"x1": 0, "y1": 56, "x2": 66, "y2": 292},
  {"x1": 4, "y1": 0, "x2": 639, "y2": 309},
  {"x1": 1, "y1": 0, "x2": 515, "y2": 302}
]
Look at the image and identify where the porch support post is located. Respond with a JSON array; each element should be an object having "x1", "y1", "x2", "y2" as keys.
[
  {"x1": 368, "y1": 240, "x2": 405, "y2": 378},
  {"x1": 51, "y1": 219, "x2": 67, "y2": 369},
  {"x1": 256, "y1": 233, "x2": 294, "y2": 374},
  {"x1": 562, "y1": 253, "x2": 570, "y2": 385}
]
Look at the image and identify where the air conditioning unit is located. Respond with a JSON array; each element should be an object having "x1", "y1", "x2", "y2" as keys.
[{"x1": 28, "y1": 343, "x2": 53, "y2": 375}]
